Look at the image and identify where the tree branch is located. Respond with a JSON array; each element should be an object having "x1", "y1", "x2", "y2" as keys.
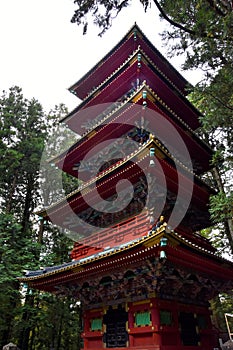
[
  {"x1": 207, "y1": 91, "x2": 233, "y2": 111},
  {"x1": 151, "y1": 0, "x2": 196, "y2": 35},
  {"x1": 151, "y1": 0, "x2": 228, "y2": 40}
]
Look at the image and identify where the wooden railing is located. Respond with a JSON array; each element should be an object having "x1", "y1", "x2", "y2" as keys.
[{"x1": 71, "y1": 212, "x2": 151, "y2": 260}]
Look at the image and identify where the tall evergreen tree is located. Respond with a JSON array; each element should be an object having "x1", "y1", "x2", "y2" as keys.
[
  {"x1": 0, "y1": 86, "x2": 47, "y2": 347},
  {"x1": 0, "y1": 88, "x2": 81, "y2": 349}
]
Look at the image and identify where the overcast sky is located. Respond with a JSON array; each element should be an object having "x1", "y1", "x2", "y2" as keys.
[{"x1": 0, "y1": 0, "x2": 202, "y2": 113}]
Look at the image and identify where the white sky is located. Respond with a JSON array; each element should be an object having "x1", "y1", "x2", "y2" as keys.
[{"x1": 0, "y1": 0, "x2": 203, "y2": 113}]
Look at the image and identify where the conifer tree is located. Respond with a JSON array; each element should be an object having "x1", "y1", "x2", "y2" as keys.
[
  {"x1": 0, "y1": 88, "x2": 81, "y2": 348},
  {"x1": 0, "y1": 86, "x2": 47, "y2": 347}
]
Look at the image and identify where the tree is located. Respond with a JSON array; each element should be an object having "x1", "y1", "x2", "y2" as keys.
[
  {"x1": 0, "y1": 86, "x2": 47, "y2": 348},
  {"x1": 0, "y1": 86, "x2": 47, "y2": 218},
  {"x1": 0, "y1": 213, "x2": 36, "y2": 347},
  {"x1": 71, "y1": 0, "x2": 233, "y2": 41},
  {"x1": 14, "y1": 102, "x2": 80, "y2": 349},
  {"x1": 0, "y1": 88, "x2": 82, "y2": 349}
]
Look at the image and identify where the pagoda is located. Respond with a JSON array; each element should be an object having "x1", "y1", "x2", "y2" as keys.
[{"x1": 19, "y1": 24, "x2": 233, "y2": 350}]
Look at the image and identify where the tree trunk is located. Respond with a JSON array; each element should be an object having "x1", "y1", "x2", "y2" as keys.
[
  {"x1": 37, "y1": 219, "x2": 44, "y2": 245},
  {"x1": 5, "y1": 170, "x2": 18, "y2": 214},
  {"x1": 56, "y1": 305, "x2": 64, "y2": 350},
  {"x1": 18, "y1": 293, "x2": 35, "y2": 350},
  {"x1": 21, "y1": 175, "x2": 34, "y2": 235}
]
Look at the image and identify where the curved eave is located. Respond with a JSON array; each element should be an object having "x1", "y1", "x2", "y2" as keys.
[
  {"x1": 63, "y1": 52, "x2": 199, "y2": 132},
  {"x1": 68, "y1": 24, "x2": 190, "y2": 102},
  {"x1": 62, "y1": 62, "x2": 140, "y2": 131},
  {"x1": 37, "y1": 137, "x2": 156, "y2": 217},
  {"x1": 19, "y1": 225, "x2": 167, "y2": 282},
  {"x1": 36, "y1": 137, "x2": 215, "y2": 233},
  {"x1": 18, "y1": 226, "x2": 233, "y2": 287},
  {"x1": 144, "y1": 95, "x2": 213, "y2": 174},
  {"x1": 67, "y1": 47, "x2": 188, "y2": 117},
  {"x1": 53, "y1": 85, "x2": 212, "y2": 177},
  {"x1": 167, "y1": 235, "x2": 233, "y2": 281},
  {"x1": 51, "y1": 83, "x2": 146, "y2": 169}
]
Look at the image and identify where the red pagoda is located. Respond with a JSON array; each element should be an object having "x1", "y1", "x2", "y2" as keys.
[{"x1": 20, "y1": 24, "x2": 233, "y2": 349}]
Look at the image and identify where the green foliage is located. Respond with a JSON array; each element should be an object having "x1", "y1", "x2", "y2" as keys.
[
  {"x1": 210, "y1": 192, "x2": 233, "y2": 223},
  {"x1": 211, "y1": 293, "x2": 233, "y2": 334},
  {"x1": 39, "y1": 225, "x2": 73, "y2": 266},
  {"x1": 71, "y1": 0, "x2": 233, "y2": 48},
  {"x1": 62, "y1": 172, "x2": 81, "y2": 195},
  {"x1": 0, "y1": 87, "x2": 81, "y2": 348},
  {"x1": 0, "y1": 87, "x2": 48, "y2": 347},
  {"x1": 39, "y1": 104, "x2": 80, "y2": 206},
  {"x1": 158, "y1": 0, "x2": 233, "y2": 70},
  {"x1": 71, "y1": 0, "x2": 130, "y2": 35},
  {"x1": 0, "y1": 212, "x2": 38, "y2": 347},
  {"x1": 0, "y1": 86, "x2": 47, "y2": 217},
  {"x1": 190, "y1": 67, "x2": 233, "y2": 155},
  {"x1": 189, "y1": 74, "x2": 233, "y2": 253},
  {"x1": 34, "y1": 293, "x2": 81, "y2": 350},
  {"x1": 13, "y1": 292, "x2": 81, "y2": 350}
]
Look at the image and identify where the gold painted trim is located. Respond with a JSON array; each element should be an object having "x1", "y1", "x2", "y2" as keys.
[{"x1": 132, "y1": 299, "x2": 150, "y2": 306}]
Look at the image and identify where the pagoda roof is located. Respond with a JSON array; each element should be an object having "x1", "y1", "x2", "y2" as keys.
[
  {"x1": 53, "y1": 83, "x2": 213, "y2": 176},
  {"x1": 18, "y1": 223, "x2": 233, "y2": 299},
  {"x1": 68, "y1": 24, "x2": 190, "y2": 101},
  {"x1": 69, "y1": 210, "x2": 216, "y2": 261},
  {"x1": 63, "y1": 48, "x2": 201, "y2": 132},
  {"x1": 38, "y1": 137, "x2": 215, "y2": 235}
]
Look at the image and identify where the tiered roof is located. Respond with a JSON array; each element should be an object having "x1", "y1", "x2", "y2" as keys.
[
  {"x1": 40, "y1": 136, "x2": 214, "y2": 235},
  {"x1": 67, "y1": 24, "x2": 190, "y2": 100},
  {"x1": 20, "y1": 24, "x2": 233, "y2": 295},
  {"x1": 19, "y1": 224, "x2": 233, "y2": 304},
  {"x1": 37, "y1": 23, "x2": 217, "y2": 253},
  {"x1": 53, "y1": 83, "x2": 212, "y2": 177}
]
